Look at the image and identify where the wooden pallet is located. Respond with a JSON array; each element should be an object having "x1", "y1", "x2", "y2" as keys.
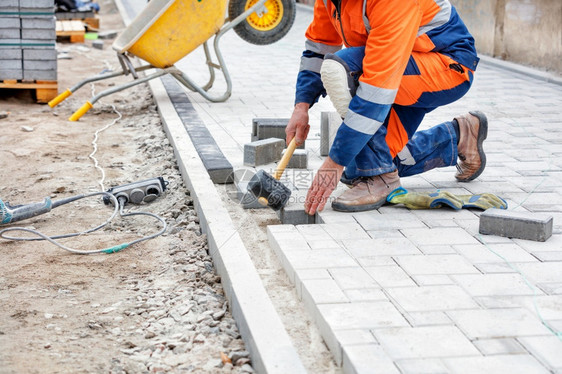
[
  {"x1": 56, "y1": 12, "x2": 100, "y2": 31},
  {"x1": 56, "y1": 20, "x2": 85, "y2": 43},
  {"x1": 0, "y1": 80, "x2": 58, "y2": 103}
]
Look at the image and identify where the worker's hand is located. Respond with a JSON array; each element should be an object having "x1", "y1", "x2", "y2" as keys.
[
  {"x1": 305, "y1": 157, "x2": 344, "y2": 215},
  {"x1": 286, "y1": 102, "x2": 310, "y2": 147}
]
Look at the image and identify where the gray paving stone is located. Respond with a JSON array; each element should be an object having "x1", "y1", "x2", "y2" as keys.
[
  {"x1": 343, "y1": 288, "x2": 387, "y2": 302},
  {"x1": 537, "y1": 283, "x2": 562, "y2": 295},
  {"x1": 472, "y1": 338, "x2": 527, "y2": 355},
  {"x1": 243, "y1": 138, "x2": 285, "y2": 166},
  {"x1": 342, "y1": 344, "x2": 400, "y2": 374},
  {"x1": 446, "y1": 308, "x2": 553, "y2": 339},
  {"x1": 474, "y1": 262, "x2": 517, "y2": 274},
  {"x1": 514, "y1": 262, "x2": 562, "y2": 284},
  {"x1": 317, "y1": 301, "x2": 409, "y2": 331},
  {"x1": 411, "y1": 275, "x2": 454, "y2": 286},
  {"x1": 342, "y1": 237, "x2": 420, "y2": 258},
  {"x1": 453, "y1": 243, "x2": 538, "y2": 264},
  {"x1": 328, "y1": 267, "x2": 379, "y2": 290},
  {"x1": 442, "y1": 354, "x2": 550, "y2": 374},
  {"x1": 513, "y1": 234, "x2": 562, "y2": 253},
  {"x1": 320, "y1": 222, "x2": 373, "y2": 241},
  {"x1": 479, "y1": 209, "x2": 553, "y2": 242},
  {"x1": 404, "y1": 311, "x2": 453, "y2": 327},
  {"x1": 284, "y1": 248, "x2": 358, "y2": 270},
  {"x1": 386, "y1": 285, "x2": 478, "y2": 312},
  {"x1": 401, "y1": 227, "x2": 481, "y2": 246},
  {"x1": 418, "y1": 245, "x2": 457, "y2": 255},
  {"x1": 302, "y1": 278, "x2": 349, "y2": 304},
  {"x1": 394, "y1": 254, "x2": 479, "y2": 275},
  {"x1": 373, "y1": 326, "x2": 480, "y2": 359},
  {"x1": 333, "y1": 329, "x2": 378, "y2": 346},
  {"x1": 364, "y1": 265, "x2": 416, "y2": 288},
  {"x1": 451, "y1": 273, "x2": 541, "y2": 297},
  {"x1": 354, "y1": 211, "x2": 426, "y2": 230},
  {"x1": 518, "y1": 335, "x2": 562, "y2": 371},
  {"x1": 320, "y1": 111, "x2": 341, "y2": 156},
  {"x1": 395, "y1": 358, "x2": 449, "y2": 374}
]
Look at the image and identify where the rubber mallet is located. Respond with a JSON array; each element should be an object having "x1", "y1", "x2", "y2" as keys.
[{"x1": 247, "y1": 138, "x2": 298, "y2": 211}]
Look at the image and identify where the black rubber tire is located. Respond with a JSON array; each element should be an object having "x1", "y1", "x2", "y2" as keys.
[{"x1": 228, "y1": 0, "x2": 296, "y2": 45}]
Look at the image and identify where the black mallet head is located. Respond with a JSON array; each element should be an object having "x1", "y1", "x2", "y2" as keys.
[{"x1": 247, "y1": 169, "x2": 292, "y2": 211}]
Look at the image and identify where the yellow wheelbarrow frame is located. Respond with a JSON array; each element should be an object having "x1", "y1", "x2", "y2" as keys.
[{"x1": 49, "y1": 0, "x2": 279, "y2": 121}]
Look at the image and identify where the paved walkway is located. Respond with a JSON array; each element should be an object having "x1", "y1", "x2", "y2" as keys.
[{"x1": 158, "y1": 5, "x2": 561, "y2": 373}]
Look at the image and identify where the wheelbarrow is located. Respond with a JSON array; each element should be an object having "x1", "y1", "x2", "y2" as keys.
[{"x1": 48, "y1": 0, "x2": 296, "y2": 121}]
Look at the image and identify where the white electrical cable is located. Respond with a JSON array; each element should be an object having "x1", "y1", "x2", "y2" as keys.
[{"x1": 88, "y1": 82, "x2": 123, "y2": 191}]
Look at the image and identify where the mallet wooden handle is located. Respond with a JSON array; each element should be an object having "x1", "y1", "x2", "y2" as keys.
[
  {"x1": 257, "y1": 138, "x2": 298, "y2": 207},
  {"x1": 273, "y1": 138, "x2": 298, "y2": 180}
]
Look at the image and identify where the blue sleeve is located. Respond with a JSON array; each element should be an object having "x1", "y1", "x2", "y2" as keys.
[{"x1": 295, "y1": 50, "x2": 326, "y2": 106}]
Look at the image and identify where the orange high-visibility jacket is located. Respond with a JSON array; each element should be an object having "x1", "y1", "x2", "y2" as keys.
[{"x1": 296, "y1": 0, "x2": 479, "y2": 167}]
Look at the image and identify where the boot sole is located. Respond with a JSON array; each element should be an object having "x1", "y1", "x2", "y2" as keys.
[
  {"x1": 457, "y1": 110, "x2": 488, "y2": 182},
  {"x1": 331, "y1": 198, "x2": 387, "y2": 212}
]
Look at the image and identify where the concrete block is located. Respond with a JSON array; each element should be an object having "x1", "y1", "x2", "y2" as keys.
[
  {"x1": 251, "y1": 117, "x2": 305, "y2": 148},
  {"x1": 0, "y1": 48, "x2": 22, "y2": 59},
  {"x1": 0, "y1": 18, "x2": 20, "y2": 28},
  {"x1": 274, "y1": 187, "x2": 318, "y2": 224},
  {"x1": 23, "y1": 48, "x2": 56, "y2": 60},
  {"x1": 0, "y1": 0, "x2": 18, "y2": 7},
  {"x1": 20, "y1": 0, "x2": 54, "y2": 8},
  {"x1": 282, "y1": 148, "x2": 308, "y2": 169},
  {"x1": 21, "y1": 29, "x2": 55, "y2": 40},
  {"x1": 23, "y1": 69, "x2": 56, "y2": 80},
  {"x1": 0, "y1": 69, "x2": 23, "y2": 80},
  {"x1": 23, "y1": 59, "x2": 56, "y2": 70},
  {"x1": 98, "y1": 30, "x2": 118, "y2": 39},
  {"x1": 479, "y1": 209, "x2": 553, "y2": 242},
  {"x1": 278, "y1": 203, "x2": 317, "y2": 225},
  {"x1": 243, "y1": 138, "x2": 285, "y2": 166},
  {"x1": 92, "y1": 39, "x2": 104, "y2": 49},
  {"x1": 320, "y1": 111, "x2": 341, "y2": 156},
  {"x1": 56, "y1": 11, "x2": 95, "y2": 20},
  {"x1": 0, "y1": 60, "x2": 22, "y2": 69},
  {"x1": 0, "y1": 39, "x2": 21, "y2": 45},
  {"x1": 0, "y1": 29, "x2": 20, "y2": 39},
  {"x1": 21, "y1": 17, "x2": 55, "y2": 29}
]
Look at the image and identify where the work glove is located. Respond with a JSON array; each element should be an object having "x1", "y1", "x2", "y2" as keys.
[
  {"x1": 387, "y1": 188, "x2": 508, "y2": 211},
  {"x1": 457, "y1": 193, "x2": 508, "y2": 210},
  {"x1": 386, "y1": 187, "x2": 463, "y2": 210}
]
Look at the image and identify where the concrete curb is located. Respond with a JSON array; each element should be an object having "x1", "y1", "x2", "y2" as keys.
[
  {"x1": 113, "y1": 1, "x2": 307, "y2": 372},
  {"x1": 149, "y1": 77, "x2": 307, "y2": 374}
]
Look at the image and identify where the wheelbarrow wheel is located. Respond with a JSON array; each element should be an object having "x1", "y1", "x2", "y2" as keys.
[{"x1": 229, "y1": 0, "x2": 296, "y2": 45}]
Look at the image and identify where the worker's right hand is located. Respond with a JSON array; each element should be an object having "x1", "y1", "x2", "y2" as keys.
[{"x1": 286, "y1": 102, "x2": 311, "y2": 147}]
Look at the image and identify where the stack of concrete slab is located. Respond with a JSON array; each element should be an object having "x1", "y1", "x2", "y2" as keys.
[{"x1": 0, "y1": 0, "x2": 57, "y2": 81}]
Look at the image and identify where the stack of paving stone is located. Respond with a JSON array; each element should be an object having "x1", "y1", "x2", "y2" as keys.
[{"x1": 0, "y1": 0, "x2": 57, "y2": 81}]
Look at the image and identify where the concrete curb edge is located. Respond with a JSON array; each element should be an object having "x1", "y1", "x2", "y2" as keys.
[{"x1": 149, "y1": 77, "x2": 307, "y2": 374}]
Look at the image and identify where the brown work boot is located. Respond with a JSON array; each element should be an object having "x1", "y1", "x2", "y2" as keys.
[
  {"x1": 455, "y1": 111, "x2": 488, "y2": 182},
  {"x1": 332, "y1": 170, "x2": 400, "y2": 212}
]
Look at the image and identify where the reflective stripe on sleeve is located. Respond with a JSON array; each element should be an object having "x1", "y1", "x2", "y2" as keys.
[
  {"x1": 305, "y1": 40, "x2": 342, "y2": 55},
  {"x1": 418, "y1": 0, "x2": 452, "y2": 36},
  {"x1": 344, "y1": 109, "x2": 384, "y2": 135},
  {"x1": 299, "y1": 56, "x2": 324, "y2": 73},
  {"x1": 356, "y1": 82, "x2": 397, "y2": 105}
]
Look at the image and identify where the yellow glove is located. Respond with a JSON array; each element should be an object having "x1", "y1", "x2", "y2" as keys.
[
  {"x1": 387, "y1": 188, "x2": 508, "y2": 211},
  {"x1": 457, "y1": 193, "x2": 508, "y2": 210},
  {"x1": 387, "y1": 187, "x2": 463, "y2": 210}
]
